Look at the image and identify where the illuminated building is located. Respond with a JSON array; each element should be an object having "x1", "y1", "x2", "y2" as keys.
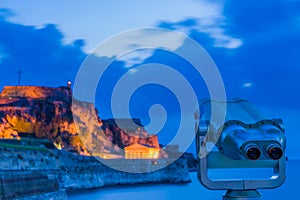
[{"x1": 124, "y1": 143, "x2": 160, "y2": 159}]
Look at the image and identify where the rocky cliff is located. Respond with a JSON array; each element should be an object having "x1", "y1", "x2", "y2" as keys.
[{"x1": 0, "y1": 85, "x2": 159, "y2": 155}]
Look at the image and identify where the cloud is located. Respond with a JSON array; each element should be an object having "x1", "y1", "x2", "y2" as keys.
[
  {"x1": 0, "y1": 8, "x2": 13, "y2": 19},
  {"x1": 159, "y1": 18, "x2": 244, "y2": 49},
  {"x1": 93, "y1": 28, "x2": 186, "y2": 59},
  {"x1": 157, "y1": 0, "x2": 243, "y2": 50},
  {"x1": 242, "y1": 82, "x2": 253, "y2": 88},
  {"x1": 108, "y1": 0, "x2": 243, "y2": 68},
  {"x1": 0, "y1": 11, "x2": 86, "y2": 88}
]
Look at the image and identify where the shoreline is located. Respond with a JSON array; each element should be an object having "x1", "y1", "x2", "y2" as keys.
[{"x1": 0, "y1": 144, "x2": 191, "y2": 199}]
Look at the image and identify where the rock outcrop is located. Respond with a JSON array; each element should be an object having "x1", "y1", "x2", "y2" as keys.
[
  {"x1": 0, "y1": 171, "x2": 63, "y2": 200},
  {"x1": 0, "y1": 85, "x2": 160, "y2": 155}
]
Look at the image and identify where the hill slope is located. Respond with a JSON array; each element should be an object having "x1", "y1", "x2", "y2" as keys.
[{"x1": 0, "y1": 85, "x2": 159, "y2": 156}]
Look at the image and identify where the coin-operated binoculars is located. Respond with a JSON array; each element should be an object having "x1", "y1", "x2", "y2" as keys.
[{"x1": 195, "y1": 98, "x2": 286, "y2": 200}]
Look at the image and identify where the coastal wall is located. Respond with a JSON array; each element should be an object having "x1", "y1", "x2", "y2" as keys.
[
  {"x1": 59, "y1": 152, "x2": 190, "y2": 191},
  {"x1": 0, "y1": 144, "x2": 190, "y2": 199}
]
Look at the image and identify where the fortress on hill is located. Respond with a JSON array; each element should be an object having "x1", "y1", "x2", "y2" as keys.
[
  {"x1": 0, "y1": 85, "x2": 164, "y2": 158},
  {"x1": 0, "y1": 85, "x2": 72, "y2": 99}
]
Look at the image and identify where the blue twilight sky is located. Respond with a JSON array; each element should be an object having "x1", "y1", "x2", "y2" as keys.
[{"x1": 0, "y1": 0, "x2": 299, "y2": 158}]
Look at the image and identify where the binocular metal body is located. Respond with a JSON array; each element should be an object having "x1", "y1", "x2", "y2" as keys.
[
  {"x1": 195, "y1": 98, "x2": 287, "y2": 200},
  {"x1": 196, "y1": 98, "x2": 286, "y2": 161}
]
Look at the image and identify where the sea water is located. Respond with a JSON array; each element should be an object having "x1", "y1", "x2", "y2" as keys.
[{"x1": 68, "y1": 159, "x2": 299, "y2": 200}]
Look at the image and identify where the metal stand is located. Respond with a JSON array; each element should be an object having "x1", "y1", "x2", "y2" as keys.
[{"x1": 223, "y1": 190, "x2": 261, "y2": 200}]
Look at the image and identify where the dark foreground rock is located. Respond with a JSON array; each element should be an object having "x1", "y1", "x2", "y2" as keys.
[
  {"x1": 181, "y1": 152, "x2": 198, "y2": 172},
  {"x1": 15, "y1": 190, "x2": 68, "y2": 200}
]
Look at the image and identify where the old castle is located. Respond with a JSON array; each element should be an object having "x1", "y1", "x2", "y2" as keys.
[{"x1": 0, "y1": 85, "x2": 164, "y2": 159}]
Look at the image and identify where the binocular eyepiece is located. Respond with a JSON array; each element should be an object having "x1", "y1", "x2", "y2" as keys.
[
  {"x1": 267, "y1": 144, "x2": 284, "y2": 160},
  {"x1": 218, "y1": 123, "x2": 285, "y2": 161},
  {"x1": 244, "y1": 144, "x2": 261, "y2": 160},
  {"x1": 196, "y1": 98, "x2": 286, "y2": 161},
  {"x1": 242, "y1": 142, "x2": 284, "y2": 160},
  {"x1": 243, "y1": 143, "x2": 283, "y2": 160}
]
